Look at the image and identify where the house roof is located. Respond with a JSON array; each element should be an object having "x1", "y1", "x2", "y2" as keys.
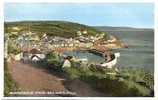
[
  {"x1": 23, "y1": 49, "x2": 42, "y2": 54},
  {"x1": 29, "y1": 48, "x2": 42, "y2": 54}
]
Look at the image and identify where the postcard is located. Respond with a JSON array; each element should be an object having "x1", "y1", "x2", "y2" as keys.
[{"x1": 3, "y1": 2, "x2": 154, "y2": 98}]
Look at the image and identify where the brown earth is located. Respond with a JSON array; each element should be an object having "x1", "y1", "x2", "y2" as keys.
[
  {"x1": 8, "y1": 61, "x2": 66, "y2": 96},
  {"x1": 7, "y1": 60, "x2": 106, "y2": 97}
]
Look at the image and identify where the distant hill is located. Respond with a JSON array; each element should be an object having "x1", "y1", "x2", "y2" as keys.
[
  {"x1": 5, "y1": 21, "x2": 102, "y2": 38},
  {"x1": 5, "y1": 21, "x2": 153, "y2": 39},
  {"x1": 94, "y1": 26, "x2": 153, "y2": 32}
]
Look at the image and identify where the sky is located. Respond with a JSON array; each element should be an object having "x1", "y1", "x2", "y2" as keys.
[{"x1": 4, "y1": 3, "x2": 154, "y2": 28}]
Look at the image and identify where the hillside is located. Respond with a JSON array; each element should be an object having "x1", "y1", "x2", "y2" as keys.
[
  {"x1": 94, "y1": 26, "x2": 153, "y2": 32},
  {"x1": 5, "y1": 21, "x2": 102, "y2": 38}
]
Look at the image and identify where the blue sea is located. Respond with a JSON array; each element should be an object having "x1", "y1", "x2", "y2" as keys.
[{"x1": 107, "y1": 30, "x2": 154, "y2": 73}]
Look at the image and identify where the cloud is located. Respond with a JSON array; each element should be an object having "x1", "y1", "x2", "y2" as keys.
[{"x1": 4, "y1": 3, "x2": 154, "y2": 28}]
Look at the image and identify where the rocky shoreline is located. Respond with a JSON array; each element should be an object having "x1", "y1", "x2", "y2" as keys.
[{"x1": 103, "y1": 35, "x2": 128, "y2": 49}]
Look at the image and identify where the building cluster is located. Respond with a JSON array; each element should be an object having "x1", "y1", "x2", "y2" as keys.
[
  {"x1": 6, "y1": 29, "x2": 117, "y2": 62},
  {"x1": 14, "y1": 30, "x2": 107, "y2": 52}
]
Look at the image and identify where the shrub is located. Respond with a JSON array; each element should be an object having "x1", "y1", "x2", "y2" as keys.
[
  {"x1": 4, "y1": 59, "x2": 19, "y2": 96},
  {"x1": 63, "y1": 63, "x2": 153, "y2": 96},
  {"x1": 8, "y1": 41, "x2": 21, "y2": 55},
  {"x1": 119, "y1": 68, "x2": 154, "y2": 91},
  {"x1": 45, "y1": 52, "x2": 63, "y2": 70},
  {"x1": 63, "y1": 67, "x2": 81, "y2": 79}
]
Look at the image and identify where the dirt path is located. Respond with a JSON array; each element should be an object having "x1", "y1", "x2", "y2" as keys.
[
  {"x1": 8, "y1": 61, "x2": 106, "y2": 97},
  {"x1": 8, "y1": 61, "x2": 67, "y2": 96}
]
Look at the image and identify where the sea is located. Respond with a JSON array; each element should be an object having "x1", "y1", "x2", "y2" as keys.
[
  {"x1": 107, "y1": 29, "x2": 154, "y2": 73},
  {"x1": 64, "y1": 29, "x2": 154, "y2": 73}
]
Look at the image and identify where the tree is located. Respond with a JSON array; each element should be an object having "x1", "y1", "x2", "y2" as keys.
[{"x1": 8, "y1": 41, "x2": 21, "y2": 55}]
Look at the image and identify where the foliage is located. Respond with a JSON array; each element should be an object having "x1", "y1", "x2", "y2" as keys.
[
  {"x1": 103, "y1": 32, "x2": 109, "y2": 40},
  {"x1": 7, "y1": 40, "x2": 21, "y2": 55},
  {"x1": 45, "y1": 52, "x2": 63, "y2": 70},
  {"x1": 44, "y1": 53, "x2": 154, "y2": 97},
  {"x1": 63, "y1": 67, "x2": 81, "y2": 79},
  {"x1": 119, "y1": 67, "x2": 154, "y2": 90},
  {"x1": 4, "y1": 59, "x2": 18, "y2": 96},
  {"x1": 63, "y1": 62, "x2": 154, "y2": 97}
]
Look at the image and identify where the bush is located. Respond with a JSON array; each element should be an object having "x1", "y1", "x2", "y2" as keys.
[
  {"x1": 119, "y1": 68, "x2": 154, "y2": 91},
  {"x1": 8, "y1": 41, "x2": 21, "y2": 55},
  {"x1": 46, "y1": 52, "x2": 63, "y2": 70},
  {"x1": 63, "y1": 67, "x2": 81, "y2": 79},
  {"x1": 4, "y1": 59, "x2": 18, "y2": 96},
  {"x1": 63, "y1": 62, "x2": 154, "y2": 96}
]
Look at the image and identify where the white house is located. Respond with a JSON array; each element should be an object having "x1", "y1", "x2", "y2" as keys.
[
  {"x1": 29, "y1": 49, "x2": 46, "y2": 61},
  {"x1": 22, "y1": 49, "x2": 46, "y2": 62}
]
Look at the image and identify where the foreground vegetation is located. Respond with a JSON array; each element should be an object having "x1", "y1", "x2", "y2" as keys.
[
  {"x1": 7, "y1": 39, "x2": 21, "y2": 55},
  {"x1": 4, "y1": 51, "x2": 154, "y2": 97},
  {"x1": 4, "y1": 59, "x2": 19, "y2": 96},
  {"x1": 63, "y1": 66, "x2": 153, "y2": 96},
  {"x1": 46, "y1": 52, "x2": 154, "y2": 97}
]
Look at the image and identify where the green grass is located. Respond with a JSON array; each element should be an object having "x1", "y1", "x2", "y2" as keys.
[
  {"x1": 63, "y1": 67, "x2": 82, "y2": 79},
  {"x1": 4, "y1": 59, "x2": 19, "y2": 96},
  {"x1": 5, "y1": 21, "x2": 103, "y2": 38},
  {"x1": 38, "y1": 52, "x2": 154, "y2": 97},
  {"x1": 36, "y1": 52, "x2": 154, "y2": 97},
  {"x1": 63, "y1": 64, "x2": 154, "y2": 97},
  {"x1": 119, "y1": 67, "x2": 154, "y2": 90}
]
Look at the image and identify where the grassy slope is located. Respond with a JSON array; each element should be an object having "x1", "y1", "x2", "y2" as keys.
[
  {"x1": 63, "y1": 66, "x2": 153, "y2": 97},
  {"x1": 5, "y1": 21, "x2": 102, "y2": 38},
  {"x1": 4, "y1": 59, "x2": 19, "y2": 96}
]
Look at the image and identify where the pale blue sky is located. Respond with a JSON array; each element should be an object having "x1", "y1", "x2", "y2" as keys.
[{"x1": 4, "y1": 3, "x2": 154, "y2": 28}]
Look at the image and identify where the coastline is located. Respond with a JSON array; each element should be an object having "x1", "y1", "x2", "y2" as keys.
[{"x1": 103, "y1": 35, "x2": 128, "y2": 49}]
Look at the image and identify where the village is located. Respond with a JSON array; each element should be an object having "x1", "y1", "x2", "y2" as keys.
[
  {"x1": 4, "y1": 28, "x2": 124, "y2": 96},
  {"x1": 5, "y1": 28, "x2": 124, "y2": 66},
  {"x1": 4, "y1": 23, "x2": 154, "y2": 97},
  {"x1": 3, "y1": 2, "x2": 154, "y2": 97}
]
